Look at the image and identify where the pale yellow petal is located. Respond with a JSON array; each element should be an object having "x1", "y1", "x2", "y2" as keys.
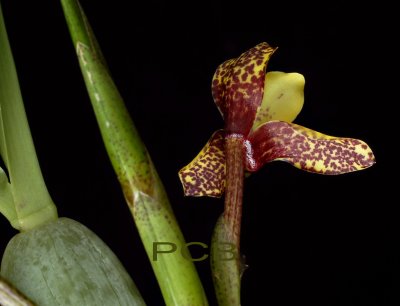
[{"x1": 252, "y1": 71, "x2": 305, "y2": 131}]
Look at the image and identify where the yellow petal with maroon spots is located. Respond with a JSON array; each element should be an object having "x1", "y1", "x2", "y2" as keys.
[
  {"x1": 211, "y1": 43, "x2": 276, "y2": 136},
  {"x1": 252, "y1": 72, "x2": 305, "y2": 131},
  {"x1": 179, "y1": 130, "x2": 226, "y2": 197},
  {"x1": 246, "y1": 121, "x2": 375, "y2": 174}
]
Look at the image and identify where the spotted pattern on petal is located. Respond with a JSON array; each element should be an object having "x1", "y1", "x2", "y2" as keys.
[
  {"x1": 211, "y1": 58, "x2": 236, "y2": 118},
  {"x1": 247, "y1": 121, "x2": 375, "y2": 174},
  {"x1": 212, "y1": 43, "x2": 276, "y2": 136},
  {"x1": 179, "y1": 130, "x2": 226, "y2": 197}
]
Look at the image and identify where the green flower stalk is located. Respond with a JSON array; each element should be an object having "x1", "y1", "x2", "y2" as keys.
[
  {"x1": 179, "y1": 43, "x2": 375, "y2": 305},
  {"x1": 0, "y1": 3, "x2": 145, "y2": 305},
  {"x1": 61, "y1": 1, "x2": 208, "y2": 305}
]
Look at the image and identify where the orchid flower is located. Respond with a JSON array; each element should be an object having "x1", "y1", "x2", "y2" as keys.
[
  {"x1": 179, "y1": 42, "x2": 375, "y2": 197},
  {"x1": 178, "y1": 42, "x2": 375, "y2": 305}
]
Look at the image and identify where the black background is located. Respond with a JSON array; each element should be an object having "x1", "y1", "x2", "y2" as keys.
[{"x1": 0, "y1": 1, "x2": 396, "y2": 305}]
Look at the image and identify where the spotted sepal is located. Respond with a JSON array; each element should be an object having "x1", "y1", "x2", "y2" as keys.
[
  {"x1": 211, "y1": 43, "x2": 276, "y2": 136},
  {"x1": 246, "y1": 121, "x2": 375, "y2": 174},
  {"x1": 179, "y1": 130, "x2": 226, "y2": 197}
]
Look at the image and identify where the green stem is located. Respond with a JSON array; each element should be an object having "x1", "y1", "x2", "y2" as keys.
[
  {"x1": 61, "y1": 1, "x2": 208, "y2": 305},
  {"x1": 0, "y1": 3, "x2": 57, "y2": 231},
  {"x1": 211, "y1": 135, "x2": 245, "y2": 306}
]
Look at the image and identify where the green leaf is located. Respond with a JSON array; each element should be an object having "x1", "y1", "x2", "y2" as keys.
[
  {"x1": 0, "y1": 3, "x2": 57, "y2": 231},
  {"x1": 0, "y1": 168, "x2": 16, "y2": 228},
  {"x1": 61, "y1": 1, "x2": 208, "y2": 305}
]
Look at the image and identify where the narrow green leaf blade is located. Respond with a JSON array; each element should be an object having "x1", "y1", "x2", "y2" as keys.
[
  {"x1": 61, "y1": 1, "x2": 208, "y2": 305},
  {"x1": 0, "y1": 3, "x2": 57, "y2": 231},
  {"x1": 0, "y1": 168, "x2": 16, "y2": 229}
]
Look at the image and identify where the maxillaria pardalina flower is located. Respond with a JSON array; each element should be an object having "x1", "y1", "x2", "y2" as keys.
[{"x1": 179, "y1": 42, "x2": 375, "y2": 197}]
